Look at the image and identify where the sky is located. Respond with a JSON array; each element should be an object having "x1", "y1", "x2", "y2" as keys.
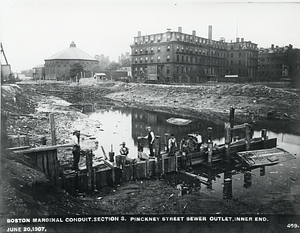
[{"x1": 1, "y1": 0, "x2": 300, "y2": 72}]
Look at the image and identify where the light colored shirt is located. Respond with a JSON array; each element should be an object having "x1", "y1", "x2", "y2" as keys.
[{"x1": 72, "y1": 135, "x2": 79, "y2": 146}]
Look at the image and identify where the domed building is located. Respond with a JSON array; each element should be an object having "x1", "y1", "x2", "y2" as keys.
[{"x1": 44, "y1": 42, "x2": 98, "y2": 80}]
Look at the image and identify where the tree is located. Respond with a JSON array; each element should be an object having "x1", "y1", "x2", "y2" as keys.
[
  {"x1": 69, "y1": 63, "x2": 84, "y2": 81},
  {"x1": 107, "y1": 61, "x2": 120, "y2": 71},
  {"x1": 120, "y1": 57, "x2": 130, "y2": 67},
  {"x1": 21, "y1": 69, "x2": 34, "y2": 77}
]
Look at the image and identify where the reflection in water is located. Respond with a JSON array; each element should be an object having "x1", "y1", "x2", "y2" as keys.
[
  {"x1": 243, "y1": 170, "x2": 252, "y2": 189},
  {"x1": 88, "y1": 106, "x2": 300, "y2": 199},
  {"x1": 260, "y1": 166, "x2": 265, "y2": 176},
  {"x1": 223, "y1": 170, "x2": 233, "y2": 201}
]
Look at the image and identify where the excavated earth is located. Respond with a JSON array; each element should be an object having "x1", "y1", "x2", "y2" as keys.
[{"x1": 1, "y1": 81, "x2": 300, "y2": 232}]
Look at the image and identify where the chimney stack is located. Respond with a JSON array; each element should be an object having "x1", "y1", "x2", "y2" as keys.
[
  {"x1": 138, "y1": 31, "x2": 141, "y2": 37},
  {"x1": 178, "y1": 27, "x2": 182, "y2": 33},
  {"x1": 208, "y1": 25, "x2": 212, "y2": 40},
  {"x1": 208, "y1": 25, "x2": 212, "y2": 46},
  {"x1": 192, "y1": 30, "x2": 196, "y2": 36},
  {"x1": 271, "y1": 44, "x2": 274, "y2": 50},
  {"x1": 236, "y1": 37, "x2": 240, "y2": 43}
]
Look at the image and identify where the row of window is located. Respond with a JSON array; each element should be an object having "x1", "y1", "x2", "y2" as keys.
[
  {"x1": 258, "y1": 71, "x2": 282, "y2": 76},
  {"x1": 134, "y1": 55, "x2": 227, "y2": 66},
  {"x1": 259, "y1": 56, "x2": 284, "y2": 62},
  {"x1": 134, "y1": 46, "x2": 257, "y2": 59},
  {"x1": 258, "y1": 64, "x2": 282, "y2": 69},
  {"x1": 133, "y1": 66, "x2": 227, "y2": 76},
  {"x1": 135, "y1": 33, "x2": 226, "y2": 48}
]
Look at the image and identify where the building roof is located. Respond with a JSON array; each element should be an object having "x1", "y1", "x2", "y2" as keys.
[
  {"x1": 45, "y1": 42, "x2": 97, "y2": 61},
  {"x1": 33, "y1": 64, "x2": 45, "y2": 68}
]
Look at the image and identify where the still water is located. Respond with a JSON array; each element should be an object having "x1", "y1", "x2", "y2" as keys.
[{"x1": 88, "y1": 107, "x2": 300, "y2": 200}]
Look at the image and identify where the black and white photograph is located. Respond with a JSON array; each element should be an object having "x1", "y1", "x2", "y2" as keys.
[{"x1": 1, "y1": 0, "x2": 300, "y2": 232}]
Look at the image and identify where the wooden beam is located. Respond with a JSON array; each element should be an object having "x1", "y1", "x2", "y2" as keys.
[
  {"x1": 49, "y1": 113, "x2": 56, "y2": 146},
  {"x1": 13, "y1": 144, "x2": 73, "y2": 154},
  {"x1": 7, "y1": 146, "x2": 30, "y2": 151},
  {"x1": 232, "y1": 123, "x2": 247, "y2": 130}
]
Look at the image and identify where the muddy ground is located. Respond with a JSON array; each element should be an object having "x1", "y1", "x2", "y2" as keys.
[{"x1": 1, "y1": 81, "x2": 300, "y2": 232}]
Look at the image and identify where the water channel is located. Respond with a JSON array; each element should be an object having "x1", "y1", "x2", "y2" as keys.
[{"x1": 87, "y1": 106, "x2": 300, "y2": 200}]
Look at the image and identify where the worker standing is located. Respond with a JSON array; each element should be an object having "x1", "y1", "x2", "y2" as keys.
[
  {"x1": 119, "y1": 142, "x2": 129, "y2": 169},
  {"x1": 168, "y1": 134, "x2": 177, "y2": 156},
  {"x1": 71, "y1": 130, "x2": 81, "y2": 170},
  {"x1": 139, "y1": 126, "x2": 155, "y2": 157},
  {"x1": 119, "y1": 142, "x2": 129, "y2": 156}
]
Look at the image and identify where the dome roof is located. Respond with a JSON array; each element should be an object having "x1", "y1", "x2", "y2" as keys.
[{"x1": 45, "y1": 42, "x2": 96, "y2": 61}]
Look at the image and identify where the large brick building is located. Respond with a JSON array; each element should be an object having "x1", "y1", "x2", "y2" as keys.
[
  {"x1": 258, "y1": 44, "x2": 300, "y2": 83},
  {"x1": 130, "y1": 26, "x2": 258, "y2": 83},
  {"x1": 44, "y1": 42, "x2": 98, "y2": 80}
]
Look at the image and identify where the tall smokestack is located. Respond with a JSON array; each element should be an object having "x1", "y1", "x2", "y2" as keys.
[{"x1": 208, "y1": 25, "x2": 212, "y2": 45}]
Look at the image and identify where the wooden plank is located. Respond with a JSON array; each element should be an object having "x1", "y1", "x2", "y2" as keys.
[
  {"x1": 53, "y1": 150, "x2": 60, "y2": 186},
  {"x1": 232, "y1": 123, "x2": 247, "y2": 130},
  {"x1": 78, "y1": 174, "x2": 88, "y2": 193},
  {"x1": 237, "y1": 147, "x2": 296, "y2": 167},
  {"x1": 36, "y1": 152, "x2": 43, "y2": 172},
  {"x1": 179, "y1": 171, "x2": 209, "y2": 185},
  {"x1": 148, "y1": 160, "x2": 155, "y2": 177},
  {"x1": 43, "y1": 151, "x2": 49, "y2": 175},
  {"x1": 7, "y1": 146, "x2": 31, "y2": 151},
  {"x1": 132, "y1": 163, "x2": 136, "y2": 181},
  {"x1": 47, "y1": 150, "x2": 55, "y2": 181},
  {"x1": 14, "y1": 145, "x2": 72, "y2": 154},
  {"x1": 122, "y1": 164, "x2": 131, "y2": 182},
  {"x1": 49, "y1": 113, "x2": 56, "y2": 146}
]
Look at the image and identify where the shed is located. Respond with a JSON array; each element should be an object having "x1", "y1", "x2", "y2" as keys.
[{"x1": 94, "y1": 73, "x2": 106, "y2": 82}]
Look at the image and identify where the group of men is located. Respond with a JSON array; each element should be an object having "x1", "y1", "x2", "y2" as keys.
[
  {"x1": 71, "y1": 126, "x2": 156, "y2": 170},
  {"x1": 71, "y1": 125, "x2": 202, "y2": 170}
]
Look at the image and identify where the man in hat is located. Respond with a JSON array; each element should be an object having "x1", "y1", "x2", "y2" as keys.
[
  {"x1": 119, "y1": 142, "x2": 129, "y2": 169},
  {"x1": 71, "y1": 130, "x2": 80, "y2": 170},
  {"x1": 140, "y1": 126, "x2": 155, "y2": 157},
  {"x1": 168, "y1": 133, "x2": 177, "y2": 157},
  {"x1": 119, "y1": 142, "x2": 129, "y2": 156}
]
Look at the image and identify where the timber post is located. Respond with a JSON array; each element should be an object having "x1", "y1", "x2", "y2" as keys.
[
  {"x1": 85, "y1": 149, "x2": 94, "y2": 194},
  {"x1": 243, "y1": 170, "x2": 252, "y2": 188},
  {"x1": 155, "y1": 136, "x2": 163, "y2": 178},
  {"x1": 49, "y1": 113, "x2": 56, "y2": 146},
  {"x1": 109, "y1": 144, "x2": 114, "y2": 163},
  {"x1": 224, "y1": 122, "x2": 231, "y2": 162},
  {"x1": 245, "y1": 123, "x2": 252, "y2": 151},
  {"x1": 175, "y1": 153, "x2": 178, "y2": 172},
  {"x1": 223, "y1": 170, "x2": 233, "y2": 201},
  {"x1": 260, "y1": 166, "x2": 265, "y2": 176},
  {"x1": 229, "y1": 106, "x2": 235, "y2": 142},
  {"x1": 261, "y1": 129, "x2": 267, "y2": 149},
  {"x1": 207, "y1": 127, "x2": 213, "y2": 166},
  {"x1": 164, "y1": 133, "x2": 169, "y2": 152}
]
